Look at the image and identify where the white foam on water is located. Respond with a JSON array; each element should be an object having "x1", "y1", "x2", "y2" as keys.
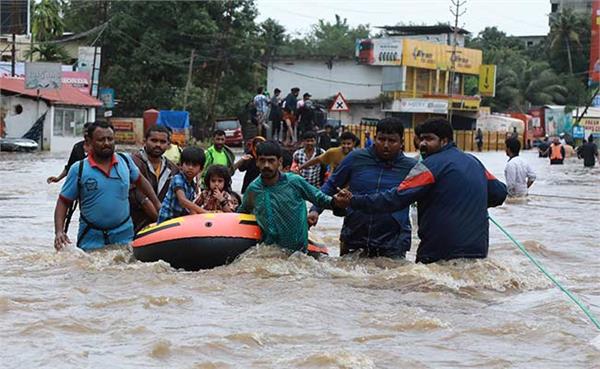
[{"x1": 591, "y1": 334, "x2": 600, "y2": 350}]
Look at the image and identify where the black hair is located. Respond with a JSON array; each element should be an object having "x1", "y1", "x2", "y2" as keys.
[
  {"x1": 589, "y1": 134, "x2": 595, "y2": 143},
  {"x1": 376, "y1": 118, "x2": 404, "y2": 138},
  {"x1": 257, "y1": 87, "x2": 264, "y2": 94},
  {"x1": 505, "y1": 137, "x2": 521, "y2": 155},
  {"x1": 274, "y1": 88, "x2": 281, "y2": 94},
  {"x1": 256, "y1": 140, "x2": 282, "y2": 158},
  {"x1": 414, "y1": 122, "x2": 424, "y2": 136},
  {"x1": 340, "y1": 131, "x2": 357, "y2": 143},
  {"x1": 82, "y1": 122, "x2": 92, "y2": 137},
  {"x1": 302, "y1": 130, "x2": 317, "y2": 140},
  {"x1": 281, "y1": 149, "x2": 293, "y2": 169},
  {"x1": 145, "y1": 125, "x2": 171, "y2": 140},
  {"x1": 291, "y1": 87, "x2": 300, "y2": 93},
  {"x1": 180, "y1": 146, "x2": 206, "y2": 166},
  {"x1": 419, "y1": 118, "x2": 454, "y2": 141},
  {"x1": 213, "y1": 129, "x2": 226, "y2": 137},
  {"x1": 87, "y1": 121, "x2": 114, "y2": 138},
  {"x1": 203, "y1": 164, "x2": 232, "y2": 192},
  {"x1": 230, "y1": 191, "x2": 242, "y2": 208}
]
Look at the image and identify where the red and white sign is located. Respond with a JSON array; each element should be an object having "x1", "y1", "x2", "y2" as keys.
[
  {"x1": 62, "y1": 71, "x2": 90, "y2": 95},
  {"x1": 329, "y1": 92, "x2": 350, "y2": 112}
]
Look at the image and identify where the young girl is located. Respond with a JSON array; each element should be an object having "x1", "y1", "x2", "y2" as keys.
[{"x1": 194, "y1": 164, "x2": 235, "y2": 212}]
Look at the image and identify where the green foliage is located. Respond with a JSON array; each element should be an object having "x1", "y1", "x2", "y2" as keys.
[
  {"x1": 279, "y1": 14, "x2": 370, "y2": 57},
  {"x1": 25, "y1": 42, "x2": 71, "y2": 63},
  {"x1": 32, "y1": 0, "x2": 64, "y2": 42},
  {"x1": 472, "y1": 10, "x2": 592, "y2": 113}
]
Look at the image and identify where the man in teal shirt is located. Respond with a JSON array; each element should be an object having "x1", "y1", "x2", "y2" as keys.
[
  {"x1": 202, "y1": 130, "x2": 235, "y2": 179},
  {"x1": 238, "y1": 141, "x2": 342, "y2": 252}
]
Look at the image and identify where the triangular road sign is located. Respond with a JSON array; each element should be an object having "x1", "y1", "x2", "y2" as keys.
[{"x1": 329, "y1": 92, "x2": 350, "y2": 112}]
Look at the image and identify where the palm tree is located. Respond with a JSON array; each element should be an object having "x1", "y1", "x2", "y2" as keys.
[
  {"x1": 548, "y1": 8, "x2": 582, "y2": 74},
  {"x1": 25, "y1": 43, "x2": 71, "y2": 63},
  {"x1": 32, "y1": 0, "x2": 64, "y2": 42}
]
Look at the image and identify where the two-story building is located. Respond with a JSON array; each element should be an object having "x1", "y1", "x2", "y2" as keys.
[{"x1": 267, "y1": 25, "x2": 484, "y2": 130}]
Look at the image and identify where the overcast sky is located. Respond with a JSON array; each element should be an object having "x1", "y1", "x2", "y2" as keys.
[{"x1": 255, "y1": 0, "x2": 551, "y2": 38}]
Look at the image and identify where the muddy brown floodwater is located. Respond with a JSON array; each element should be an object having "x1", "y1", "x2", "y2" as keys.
[{"x1": 0, "y1": 149, "x2": 599, "y2": 368}]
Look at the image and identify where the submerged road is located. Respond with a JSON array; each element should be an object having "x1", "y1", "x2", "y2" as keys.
[{"x1": 0, "y1": 149, "x2": 599, "y2": 368}]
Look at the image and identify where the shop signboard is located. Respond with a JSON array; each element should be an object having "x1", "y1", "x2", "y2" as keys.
[
  {"x1": 356, "y1": 38, "x2": 403, "y2": 66},
  {"x1": 401, "y1": 39, "x2": 482, "y2": 75},
  {"x1": 24, "y1": 62, "x2": 61, "y2": 90},
  {"x1": 398, "y1": 98, "x2": 448, "y2": 114}
]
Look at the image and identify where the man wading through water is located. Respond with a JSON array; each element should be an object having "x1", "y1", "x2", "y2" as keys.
[
  {"x1": 129, "y1": 125, "x2": 179, "y2": 232},
  {"x1": 335, "y1": 118, "x2": 507, "y2": 264},
  {"x1": 53, "y1": 122, "x2": 161, "y2": 251}
]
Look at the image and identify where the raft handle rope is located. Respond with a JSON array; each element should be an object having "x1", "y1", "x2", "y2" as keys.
[{"x1": 489, "y1": 215, "x2": 600, "y2": 331}]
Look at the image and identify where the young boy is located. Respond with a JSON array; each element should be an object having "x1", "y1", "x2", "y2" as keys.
[
  {"x1": 238, "y1": 141, "x2": 343, "y2": 253},
  {"x1": 157, "y1": 147, "x2": 206, "y2": 223}
]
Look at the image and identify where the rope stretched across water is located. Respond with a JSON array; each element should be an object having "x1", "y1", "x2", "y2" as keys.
[{"x1": 489, "y1": 215, "x2": 600, "y2": 331}]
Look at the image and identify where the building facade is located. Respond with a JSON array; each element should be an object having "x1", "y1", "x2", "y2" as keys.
[{"x1": 1, "y1": 76, "x2": 101, "y2": 151}]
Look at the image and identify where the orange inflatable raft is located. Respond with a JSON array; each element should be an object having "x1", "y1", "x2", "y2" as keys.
[{"x1": 132, "y1": 213, "x2": 328, "y2": 271}]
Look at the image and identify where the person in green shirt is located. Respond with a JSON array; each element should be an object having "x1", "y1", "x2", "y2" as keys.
[
  {"x1": 238, "y1": 141, "x2": 343, "y2": 253},
  {"x1": 202, "y1": 129, "x2": 235, "y2": 180}
]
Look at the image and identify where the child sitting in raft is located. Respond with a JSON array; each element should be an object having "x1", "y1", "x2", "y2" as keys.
[
  {"x1": 194, "y1": 164, "x2": 236, "y2": 212},
  {"x1": 157, "y1": 147, "x2": 206, "y2": 223}
]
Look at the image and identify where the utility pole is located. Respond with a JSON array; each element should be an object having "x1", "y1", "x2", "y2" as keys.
[
  {"x1": 183, "y1": 49, "x2": 195, "y2": 111},
  {"x1": 447, "y1": 0, "x2": 467, "y2": 125}
]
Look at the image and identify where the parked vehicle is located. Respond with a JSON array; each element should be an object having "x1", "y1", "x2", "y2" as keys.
[
  {"x1": 0, "y1": 138, "x2": 38, "y2": 152},
  {"x1": 215, "y1": 118, "x2": 243, "y2": 146}
]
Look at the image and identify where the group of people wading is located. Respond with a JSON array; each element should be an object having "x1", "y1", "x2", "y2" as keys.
[{"x1": 50, "y1": 118, "x2": 509, "y2": 265}]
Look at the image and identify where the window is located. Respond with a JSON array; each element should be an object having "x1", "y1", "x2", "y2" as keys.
[{"x1": 53, "y1": 107, "x2": 87, "y2": 136}]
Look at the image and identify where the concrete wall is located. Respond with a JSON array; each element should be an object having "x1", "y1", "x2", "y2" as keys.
[
  {"x1": 1, "y1": 95, "x2": 50, "y2": 138},
  {"x1": 267, "y1": 60, "x2": 383, "y2": 101}
]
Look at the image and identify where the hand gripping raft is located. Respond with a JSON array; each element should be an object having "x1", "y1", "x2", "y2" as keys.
[{"x1": 132, "y1": 213, "x2": 328, "y2": 271}]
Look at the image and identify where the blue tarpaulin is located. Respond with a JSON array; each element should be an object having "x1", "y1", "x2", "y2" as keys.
[{"x1": 156, "y1": 111, "x2": 189, "y2": 130}]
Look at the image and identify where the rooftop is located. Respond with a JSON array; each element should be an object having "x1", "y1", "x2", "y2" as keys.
[
  {"x1": 0, "y1": 76, "x2": 102, "y2": 107},
  {"x1": 378, "y1": 25, "x2": 470, "y2": 36}
]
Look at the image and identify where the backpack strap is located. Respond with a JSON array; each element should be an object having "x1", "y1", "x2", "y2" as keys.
[{"x1": 74, "y1": 154, "x2": 132, "y2": 247}]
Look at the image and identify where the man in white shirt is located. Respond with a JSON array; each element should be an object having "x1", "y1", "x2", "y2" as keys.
[
  {"x1": 253, "y1": 87, "x2": 269, "y2": 137},
  {"x1": 504, "y1": 137, "x2": 536, "y2": 197}
]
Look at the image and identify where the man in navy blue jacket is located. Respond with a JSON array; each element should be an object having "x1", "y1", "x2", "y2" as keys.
[
  {"x1": 308, "y1": 118, "x2": 416, "y2": 258},
  {"x1": 334, "y1": 118, "x2": 507, "y2": 264}
]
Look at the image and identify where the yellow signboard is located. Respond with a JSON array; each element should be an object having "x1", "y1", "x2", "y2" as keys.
[
  {"x1": 449, "y1": 96, "x2": 481, "y2": 112},
  {"x1": 478, "y1": 64, "x2": 497, "y2": 97},
  {"x1": 401, "y1": 39, "x2": 482, "y2": 75}
]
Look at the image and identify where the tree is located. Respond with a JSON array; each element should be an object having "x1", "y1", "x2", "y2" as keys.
[
  {"x1": 548, "y1": 8, "x2": 583, "y2": 74},
  {"x1": 279, "y1": 14, "x2": 370, "y2": 57},
  {"x1": 32, "y1": 0, "x2": 64, "y2": 42},
  {"x1": 25, "y1": 42, "x2": 71, "y2": 63}
]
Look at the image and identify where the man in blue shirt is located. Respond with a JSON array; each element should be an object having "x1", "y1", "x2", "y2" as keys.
[
  {"x1": 53, "y1": 122, "x2": 161, "y2": 251},
  {"x1": 308, "y1": 118, "x2": 416, "y2": 259},
  {"x1": 334, "y1": 118, "x2": 507, "y2": 263}
]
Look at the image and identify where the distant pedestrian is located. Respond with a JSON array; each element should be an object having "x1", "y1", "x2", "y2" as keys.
[
  {"x1": 47, "y1": 122, "x2": 91, "y2": 184},
  {"x1": 282, "y1": 87, "x2": 300, "y2": 145},
  {"x1": 253, "y1": 87, "x2": 269, "y2": 137},
  {"x1": 476, "y1": 128, "x2": 483, "y2": 152},
  {"x1": 296, "y1": 93, "x2": 315, "y2": 138},
  {"x1": 269, "y1": 88, "x2": 283, "y2": 140},
  {"x1": 364, "y1": 130, "x2": 373, "y2": 148},
  {"x1": 577, "y1": 135, "x2": 599, "y2": 167},
  {"x1": 545, "y1": 138, "x2": 565, "y2": 165},
  {"x1": 504, "y1": 137, "x2": 536, "y2": 198},
  {"x1": 538, "y1": 136, "x2": 550, "y2": 158}
]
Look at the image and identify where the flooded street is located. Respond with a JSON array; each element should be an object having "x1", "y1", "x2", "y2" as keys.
[{"x1": 0, "y1": 148, "x2": 599, "y2": 368}]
